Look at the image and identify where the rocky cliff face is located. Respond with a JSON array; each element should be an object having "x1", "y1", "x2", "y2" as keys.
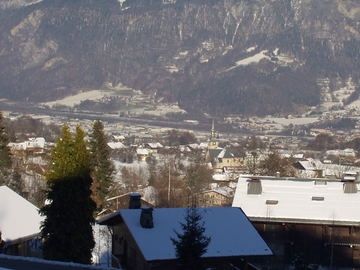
[{"x1": 0, "y1": 0, "x2": 359, "y2": 115}]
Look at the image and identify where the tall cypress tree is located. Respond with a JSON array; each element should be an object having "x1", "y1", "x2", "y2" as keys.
[
  {"x1": 89, "y1": 120, "x2": 114, "y2": 209},
  {"x1": 47, "y1": 125, "x2": 76, "y2": 180},
  {"x1": 40, "y1": 174, "x2": 95, "y2": 264},
  {"x1": 74, "y1": 126, "x2": 90, "y2": 175},
  {"x1": 41, "y1": 124, "x2": 96, "y2": 264},
  {"x1": 171, "y1": 208, "x2": 211, "y2": 270}
]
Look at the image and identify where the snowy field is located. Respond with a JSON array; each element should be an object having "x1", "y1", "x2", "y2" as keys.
[
  {"x1": 266, "y1": 117, "x2": 319, "y2": 126},
  {"x1": 42, "y1": 90, "x2": 114, "y2": 107},
  {"x1": 132, "y1": 103, "x2": 186, "y2": 117},
  {"x1": 42, "y1": 81, "x2": 136, "y2": 108}
]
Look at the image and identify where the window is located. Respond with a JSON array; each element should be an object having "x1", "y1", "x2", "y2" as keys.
[
  {"x1": 311, "y1": 196, "x2": 324, "y2": 201},
  {"x1": 266, "y1": 200, "x2": 278, "y2": 205}
]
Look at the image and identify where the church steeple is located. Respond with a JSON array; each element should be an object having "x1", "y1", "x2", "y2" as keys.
[
  {"x1": 210, "y1": 119, "x2": 216, "y2": 140},
  {"x1": 208, "y1": 119, "x2": 218, "y2": 149}
]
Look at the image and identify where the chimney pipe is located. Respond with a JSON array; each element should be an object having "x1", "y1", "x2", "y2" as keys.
[
  {"x1": 129, "y1": 192, "x2": 141, "y2": 209},
  {"x1": 140, "y1": 208, "x2": 154, "y2": 229},
  {"x1": 247, "y1": 178, "x2": 262, "y2": 195}
]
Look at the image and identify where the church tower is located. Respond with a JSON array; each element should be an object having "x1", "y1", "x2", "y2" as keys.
[{"x1": 208, "y1": 119, "x2": 219, "y2": 149}]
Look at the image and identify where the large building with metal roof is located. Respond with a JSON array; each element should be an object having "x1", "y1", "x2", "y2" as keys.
[{"x1": 232, "y1": 175, "x2": 360, "y2": 268}]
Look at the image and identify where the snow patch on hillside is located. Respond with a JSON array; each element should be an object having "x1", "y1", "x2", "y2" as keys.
[
  {"x1": 0, "y1": 0, "x2": 42, "y2": 9},
  {"x1": 225, "y1": 50, "x2": 270, "y2": 71},
  {"x1": 246, "y1": 46, "x2": 257, "y2": 53},
  {"x1": 165, "y1": 64, "x2": 179, "y2": 73},
  {"x1": 42, "y1": 90, "x2": 114, "y2": 107},
  {"x1": 118, "y1": 0, "x2": 126, "y2": 7}
]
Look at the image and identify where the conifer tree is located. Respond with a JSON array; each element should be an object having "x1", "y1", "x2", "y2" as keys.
[
  {"x1": 89, "y1": 120, "x2": 114, "y2": 209},
  {"x1": 40, "y1": 174, "x2": 96, "y2": 264},
  {"x1": 74, "y1": 126, "x2": 90, "y2": 175},
  {"x1": 41, "y1": 124, "x2": 96, "y2": 264},
  {"x1": 171, "y1": 208, "x2": 211, "y2": 270},
  {"x1": 47, "y1": 125, "x2": 76, "y2": 180}
]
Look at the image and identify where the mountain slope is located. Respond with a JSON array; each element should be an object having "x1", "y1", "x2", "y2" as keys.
[{"x1": 0, "y1": 0, "x2": 359, "y2": 115}]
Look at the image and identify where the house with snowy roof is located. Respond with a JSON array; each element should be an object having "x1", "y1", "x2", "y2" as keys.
[
  {"x1": 136, "y1": 148, "x2": 150, "y2": 161},
  {"x1": 97, "y1": 195, "x2": 272, "y2": 270},
  {"x1": 107, "y1": 142, "x2": 126, "y2": 150},
  {"x1": 206, "y1": 147, "x2": 243, "y2": 172},
  {"x1": 8, "y1": 137, "x2": 46, "y2": 152},
  {"x1": 232, "y1": 175, "x2": 360, "y2": 268},
  {"x1": 294, "y1": 158, "x2": 360, "y2": 178},
  {"x1": 196, "y1": 186, "x2": 234, "y2": 207},
  {"x1": 145, "y1": 143, "x2": 163, "y2": 154},
  {"x1": 205, "y1": 122, "x2": 243, "y2": 172},
  {"x1": 0, "y1": 186, "x2": 44, "y2": 257}
]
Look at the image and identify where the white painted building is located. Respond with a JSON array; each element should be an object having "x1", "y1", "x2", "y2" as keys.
[{"x1": 8, "y1": 137, "x2": 46, "y2": 151}]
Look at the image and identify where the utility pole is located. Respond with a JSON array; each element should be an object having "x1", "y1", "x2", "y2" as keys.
[{"x1": 168, "y1": 161, "x2": 171, "y2": 206}]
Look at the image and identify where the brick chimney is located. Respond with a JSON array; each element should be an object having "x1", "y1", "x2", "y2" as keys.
[
  {"x1": 129, "y1": 192, "x2": 141, "y2": 209},
  {"x1": 140, "y1": 207, "x2": 154, "y2": 229}
]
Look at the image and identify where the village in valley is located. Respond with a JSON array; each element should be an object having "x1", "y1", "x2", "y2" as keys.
[
  {"x1": 0, "y1": 0, "x2": 359, "y2": 269},
  {"x1": 2, "y1": 104, "x2": 360, "y2": 269}
]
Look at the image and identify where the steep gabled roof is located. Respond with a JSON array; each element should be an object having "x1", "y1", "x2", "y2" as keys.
[
  {"x1": 0, "y1": 186, "x2": 44, "y2": 242},
  {"x1": 217, "y1": 148, "x2": 235, "y2": 159},
  {"x1": 98, "y1": 207, "x2": 271, "y2": 261},
  {"x1": 201, "y1": 187, "x2": 234, "y2": 197},
  {"x1": 207, "y1": 148, "x2": 222, "y2": 160}
]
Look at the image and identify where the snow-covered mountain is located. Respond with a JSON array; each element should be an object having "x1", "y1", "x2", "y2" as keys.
[
  {"x1": 0, "y1": 0, "x2": 42, "y2": 9},
  {"x1": 0, "y1": 0, "x2": 359, "y2": 115}
]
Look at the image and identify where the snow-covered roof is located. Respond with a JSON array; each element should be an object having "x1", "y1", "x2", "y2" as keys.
[
  {"x1": 217, "y1": 148, "x2": 234, "y2": 159},
  {"x1": 199, "y1": 142, "x2": 208, "y2": 149},
  {"x1": 136, "y1": 148, "x2": 149, "y2": 155},
  {"x1": 187, "y1": 143, "x2": 200, "y2": 149},
  {"x1": 113, "y1": 135, "x2": 125, "y2": 141},
  {"x1": 0, "y1": 254, "x2": 118, "y2": 270},
  {"x1": 8, "y1": 137, "x2": 46, "y2": 151},
  {"x1": 146, "y1": 142, "x2": 163, "y2": 149},
  {"x1": 107, "y1": 142, "x2": 126, "y2": 149},
  {"x1": 297, "y1": 159, "x2": 317, "y2": 170},
  {"x1": 203, "y1": 187, "x2": 234, "y2": 198},
  {"x1": 297, "y1": 158, "x2": 360, "y2": 176},
  {"x1": 232, "y1": 176, "x2": 360, "y2": 225},
  {"x1": 293, "y1": 153, "x2": 304, "y2": 159},
  {"x1": 99, "y1": 207, "x2": 271, "y2": 261},
  {"x1": 326, "y1": 148, "x2": 356, "y2": 157},
  {"x1": 212, "y1": 173, "x2": 229, "y2": 181},
  {"x1": 0, "y1": 186, "x2": 44, "y2": 242}
]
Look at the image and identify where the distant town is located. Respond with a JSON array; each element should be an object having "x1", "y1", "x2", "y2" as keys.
[{"x1": 1, "y1": 97, "x2": 360, "y2": 269}]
